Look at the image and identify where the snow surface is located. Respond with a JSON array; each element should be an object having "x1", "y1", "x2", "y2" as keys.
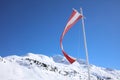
[{"x1": 0, "y1": 53, "x2": 120, "y2": 80}]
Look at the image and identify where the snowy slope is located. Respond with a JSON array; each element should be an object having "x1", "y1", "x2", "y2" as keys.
[{"x1": 0, "y1": 53, "x2": 120, "y2": 80}]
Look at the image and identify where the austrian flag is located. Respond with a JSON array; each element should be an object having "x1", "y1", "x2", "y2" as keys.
[{"x1": 60, "y1": 9, "x2": 82, "y2": 64}]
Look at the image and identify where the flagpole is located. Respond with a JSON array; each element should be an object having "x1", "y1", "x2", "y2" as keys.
[{"x1": 80, "y1": 8, "x2": 91, "y2": 80}]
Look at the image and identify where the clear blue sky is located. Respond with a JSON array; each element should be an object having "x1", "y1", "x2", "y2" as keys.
[{"x1": 0, "y1": 0, "x2": 120, "y2": 70}]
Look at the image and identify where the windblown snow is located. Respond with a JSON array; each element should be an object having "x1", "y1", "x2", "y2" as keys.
[{"x1": 0, "y1": 53, "x2": 120, "y2": 80}]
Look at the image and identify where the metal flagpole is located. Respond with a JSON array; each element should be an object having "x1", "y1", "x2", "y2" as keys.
[{"x1": 80, "y1": 8, "x2": 91, "y2": 80}]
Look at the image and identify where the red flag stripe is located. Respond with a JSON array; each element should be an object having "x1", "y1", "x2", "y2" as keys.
[
  {"x1": 60, "y1": 9, "x2": 82, "y2": 64},
  {"x1": 62, "y1": 50, "x2": 76, "y2": 64},
  {"x1": 67, "y1": 10, "x2": 77, "y2": 23}
]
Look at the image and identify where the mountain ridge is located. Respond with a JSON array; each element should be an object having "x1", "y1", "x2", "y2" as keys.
[{"x1": 0, "y1": 53, "x2": 120, "y2": 80}]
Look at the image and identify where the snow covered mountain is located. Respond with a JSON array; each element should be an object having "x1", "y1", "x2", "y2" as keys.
[{"x1": 0, "y1": 53, "x2": 120, "y2": 80}]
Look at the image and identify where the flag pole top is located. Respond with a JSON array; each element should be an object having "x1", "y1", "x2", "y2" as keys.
[
  {"x1": 80, "y1": 8, "x2": 86, "y2": 20},
  {"x1": 80, "y1": 8, "x2": 83, "y2": 14}
]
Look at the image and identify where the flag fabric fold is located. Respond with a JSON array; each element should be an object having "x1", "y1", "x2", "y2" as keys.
[{"x1": 60, "y1": 9, "x2": 82, "y2": 64}]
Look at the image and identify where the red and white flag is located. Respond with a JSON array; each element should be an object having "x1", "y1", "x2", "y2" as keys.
[{"x1": 60, "y1": 9, "x2": 82, "y2": 64}]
